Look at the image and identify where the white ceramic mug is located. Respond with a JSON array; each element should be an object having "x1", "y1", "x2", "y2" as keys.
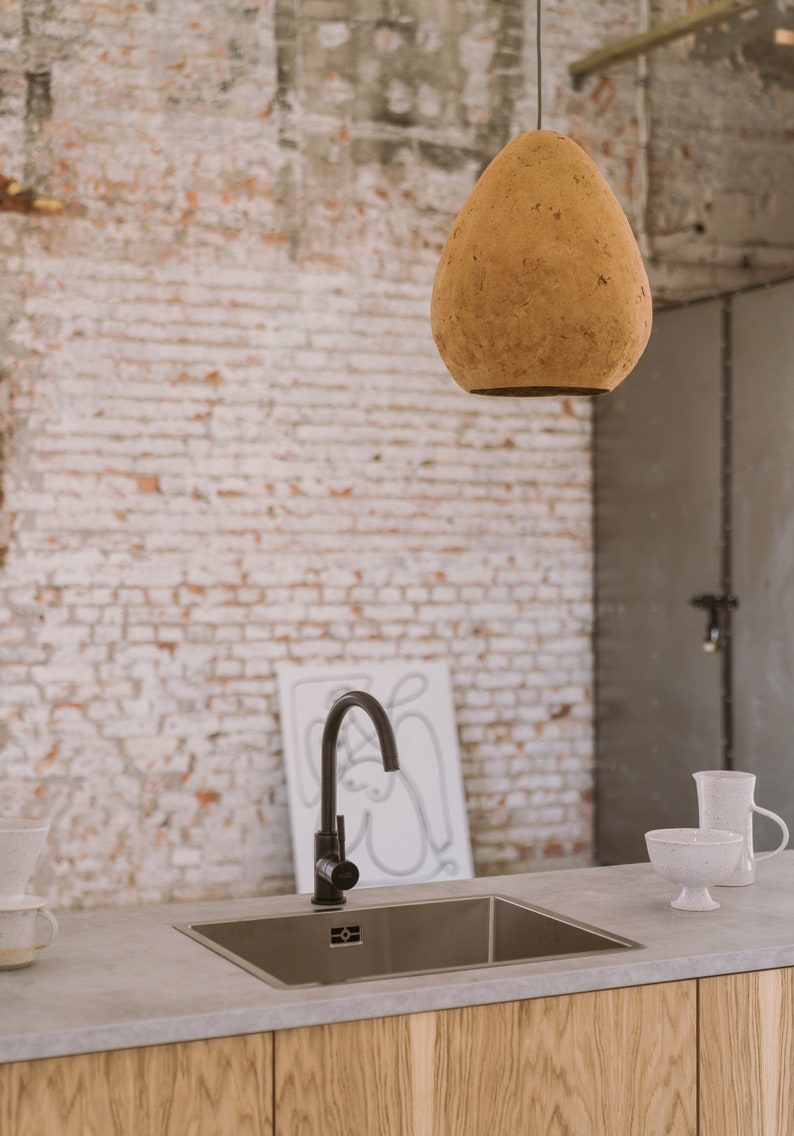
[
  {"x1": 0, "y1": 896, "x2": 58, "y2": 969},
  {"x1": 0, "y1": 817, "x2": 50, "y2": 895},
  {"x1": 694, "y1": 770, "x2": 789, "y2": 886}
]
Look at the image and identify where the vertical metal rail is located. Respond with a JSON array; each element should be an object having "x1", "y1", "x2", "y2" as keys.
[{"x1": 720, "y1": 297, "x2": 735, "y2": 770}]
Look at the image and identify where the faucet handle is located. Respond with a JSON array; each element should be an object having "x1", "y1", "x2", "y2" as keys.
[
  {"x1": 312, "y1": 821, "x2": 360, "y2": 904},
  {"x1": 314, "y1": 850, "x2": 360, "y2": 894}
]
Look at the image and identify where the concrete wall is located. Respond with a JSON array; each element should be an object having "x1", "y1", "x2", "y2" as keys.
[
  {"x1": 644, "y1": 0, "x2": 794, "y2": 300},
  {"x1": 0, "y1": 0, "x2": 791, "y2": 908}
]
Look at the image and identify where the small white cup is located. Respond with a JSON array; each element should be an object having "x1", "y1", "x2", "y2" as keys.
[
  {"x1": 0, "y1": 817, "x2": 51, "y2": 895},
  {"x1": 0, "y1": 896, "x2": 58, "y2": 970}
]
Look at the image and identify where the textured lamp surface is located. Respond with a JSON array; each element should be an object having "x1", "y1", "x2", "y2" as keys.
[{"x1": 430, "y1": 130, "x2": 652, "y2": 397}]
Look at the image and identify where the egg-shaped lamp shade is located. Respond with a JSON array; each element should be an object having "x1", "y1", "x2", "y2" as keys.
[{"x1": 430, "y1": 130, "x2": 652, "y2": 396}]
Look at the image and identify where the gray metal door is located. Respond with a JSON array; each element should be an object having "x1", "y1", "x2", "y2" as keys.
[
  {"x1": 594, "y1": 301, "x2": 723, "y2": 863},
  {"x1": 732, "y1": 280, "x2": 794, "y2": 842}
]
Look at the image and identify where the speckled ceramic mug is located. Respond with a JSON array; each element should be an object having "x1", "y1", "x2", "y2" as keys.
[
  {"x1": 694, "y1": 770, "x2": 789, "y2": 886},
  {"x1": 0, "y1": 817, "x2": 50, "y2": 896},
  {"x1": 0, "y1": 896, "x2": 58, "y2": 969}
]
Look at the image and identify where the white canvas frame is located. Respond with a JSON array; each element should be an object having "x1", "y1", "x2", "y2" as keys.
[{"x1": 276, "y1": 660, "x2": 473, "y2": 893}]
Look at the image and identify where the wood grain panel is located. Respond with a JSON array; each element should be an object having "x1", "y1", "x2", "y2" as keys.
[
  {"x1": 0, "y1": 1032, "x2": 273, "y2": 1136},
  {"x1": 274, "y1": 1013, "x2": 416, "y2": 1136},
  {"x1": 700, "y1": 968, "x2": 794, "y2": 1136},
  {"x1": 274, "y1": 981, "x2": 696, "y2": 1136}
]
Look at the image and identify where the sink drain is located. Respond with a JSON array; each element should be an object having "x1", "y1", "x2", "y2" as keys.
[{"x1": 330, "y1": 924, "x2": 363, "y2": 947}]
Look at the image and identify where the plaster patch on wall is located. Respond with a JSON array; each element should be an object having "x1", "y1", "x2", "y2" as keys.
[
  {"x1": 692, "y1": 4, "x2": 794, "y2": 91},
  {"x1": 0, "y1": 373, "x2": 9, "y2": 569},
  {"x1": 318, "y1": 21, "x2": 351, "y2": 50}
]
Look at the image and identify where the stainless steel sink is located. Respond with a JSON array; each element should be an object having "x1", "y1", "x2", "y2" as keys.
[{"x1": 175, "y1": 895, "x2": 640, "y2": 988}]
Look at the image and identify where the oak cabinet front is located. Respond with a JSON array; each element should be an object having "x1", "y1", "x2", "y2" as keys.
[
  {"x1": 275, "y1": 981, "x2": 697, "y2": 1136},
  {"x1": 0, "y1": 1033, "x2": 273, "y2": 1136},
  {"x1": 700, "y1": 968, "x2": 794, "y2": 1136}
]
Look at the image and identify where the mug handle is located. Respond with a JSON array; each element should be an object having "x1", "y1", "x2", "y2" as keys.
[
  {"x1": 34, "y1": 909, "x2": 58, "y2": 951},
  {"x1": 753, "y1": 805, "x2": 789, "y2": 862}
]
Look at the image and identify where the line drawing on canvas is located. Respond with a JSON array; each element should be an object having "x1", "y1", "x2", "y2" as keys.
[{"x1": 278, "y1": 661, "x2": 472, "y2": 892}]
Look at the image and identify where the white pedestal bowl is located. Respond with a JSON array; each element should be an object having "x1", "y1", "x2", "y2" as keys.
[{"x1": 645, "y1": 828, "x2": 743, "y2": 911}]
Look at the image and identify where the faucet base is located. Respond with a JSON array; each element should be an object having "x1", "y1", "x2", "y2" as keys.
[{"x1": 312, "y1": 829, "x2": 359, "y2": 906}]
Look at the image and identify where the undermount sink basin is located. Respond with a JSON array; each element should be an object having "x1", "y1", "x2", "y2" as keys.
[{"x1": 175, "y1": 895, "x2": 640, "y2": 989}]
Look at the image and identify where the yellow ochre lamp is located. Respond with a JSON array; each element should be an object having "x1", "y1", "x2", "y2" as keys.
[{"x1": 430, "y1": 6, "x2": 652, "y2": 397}]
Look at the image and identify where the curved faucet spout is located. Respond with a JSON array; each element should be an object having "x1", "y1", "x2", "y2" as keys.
[
  {"x1": 313, "y1": 690, "x2": 400, "y2": 906},
  {"x1": 319, "y1": 690, "x2": 399, "y2": 832}
]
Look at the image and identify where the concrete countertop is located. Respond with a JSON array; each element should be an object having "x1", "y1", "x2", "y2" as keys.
[{"x1": 4, "y1": 853, "x2": 794, "y2": 1064}]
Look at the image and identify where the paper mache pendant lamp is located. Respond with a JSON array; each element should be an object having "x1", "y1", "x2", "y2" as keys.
[{"x1": 430, "y1": 130, "x2": 652, "y2": 397}]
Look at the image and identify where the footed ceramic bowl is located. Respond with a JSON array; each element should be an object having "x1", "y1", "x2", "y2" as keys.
[{"x1": 645, "y1": 828, "x2": 743, "y2": 911}]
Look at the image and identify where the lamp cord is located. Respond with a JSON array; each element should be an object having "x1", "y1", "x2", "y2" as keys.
[
  {"x1": 634, "y1": 0, "x2": 653, "y2": 260},
  {"x1": 536, "y1": 0, "x2": 543, "y2": 130}
]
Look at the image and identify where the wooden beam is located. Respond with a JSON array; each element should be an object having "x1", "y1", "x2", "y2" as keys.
[{"x1": 569, "y1": 0, "x2": 773, "y2": 85}]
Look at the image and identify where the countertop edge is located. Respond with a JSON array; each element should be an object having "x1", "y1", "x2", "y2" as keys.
[{"x1": 3, "y1": 942, "x2": 794, "y2": 1064}]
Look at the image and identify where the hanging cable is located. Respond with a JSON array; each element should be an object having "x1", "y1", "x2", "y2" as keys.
[
  {"x1": 536, "y1": 0, "x2": 543, "y2": 130},
  {"x1": 634, "y1": 0, "x2": 653, "y2": 261}
]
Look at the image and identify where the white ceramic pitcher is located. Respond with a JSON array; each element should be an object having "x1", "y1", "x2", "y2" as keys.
[{"x1": 693, "y1": 770, "x2": 789, "y2": 886}]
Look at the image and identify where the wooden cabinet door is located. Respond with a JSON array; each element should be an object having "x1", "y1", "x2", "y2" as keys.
[
  {"x1": 274, "y1": 981, "x2": 696, "y2": 1136},
  {"x1": 700, "y1": 968, "x2": 794, "y2": 1136},
  {"x1": 0, "y1": 1032, "x2": 273, "y2": 1136}
]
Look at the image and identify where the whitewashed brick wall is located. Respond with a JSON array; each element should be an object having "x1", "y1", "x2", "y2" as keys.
[
  {"x1": 1, "y1": 0, "x2": 791, "y2": 909},
  {"x1": 1, "y1": 248, "x2": 594, "y2": 906}
]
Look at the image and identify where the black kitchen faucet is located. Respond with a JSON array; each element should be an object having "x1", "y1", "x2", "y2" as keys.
[{"x1": 312, "y1": 690, "x2": 400, "y2": 906}]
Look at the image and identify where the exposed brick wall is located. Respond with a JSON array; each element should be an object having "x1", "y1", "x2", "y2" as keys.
[
  {"x1": 1, "y1": 0, "x2": 791, "y2": 909},
  {"x1": 0, "y1": 0, "x2": 597, "y2": 908},
  {"x1": 0, "y1": 247, "x2": 594, "y2": 905}
]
